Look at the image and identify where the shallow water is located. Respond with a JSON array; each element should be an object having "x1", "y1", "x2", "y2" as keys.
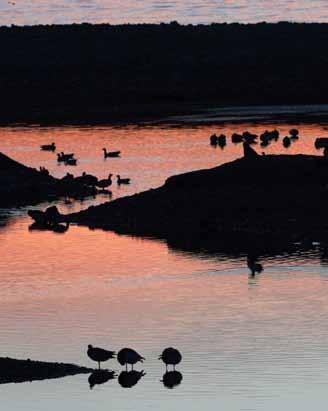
[
  {"x1": 1, "y1": 121, "x2": 328, "y2": 410},
  {"x1": 1, "y1": 0, "x2": 328, "y2": 26}
]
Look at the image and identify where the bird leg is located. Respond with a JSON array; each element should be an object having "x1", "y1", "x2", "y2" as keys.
[{"x1": 98, "y1": 361, "x2": 100, "y2": 370}]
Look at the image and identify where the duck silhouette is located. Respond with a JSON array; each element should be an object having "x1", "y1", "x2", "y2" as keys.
[
  {"x1": 88, "y1": 370, "x2": 116, "y2": 389},
  {"x1": 96, "y1": 174, "x2": 113, "y2": 189},
  {"x1": 283, "y1": 136, "x2": 291, "y2": 148},
  {"x1": 103, "y1": 148, "x2": 121, "y2": 158},
  {"x1": 118, "y1": 370, "x2": 146, "y2": 388},
  {"x1": 161, "y1": 371, "x2": 183, "y2": 389},
  {"x1": 117, "y1": 348, "x2": 145, "y2": 370},
  {"x1": 87, "y1": 345, "x2": 116, "y2": 369},
  {"x1": 159, "y1": 347, "x2": 182, "y2": 371},
  {"x1": 116, "y1": 175, "x2": 130, "y2": 185},
  {"x1": 40, "y1": 142, "x2": 56, "y2": 151}
]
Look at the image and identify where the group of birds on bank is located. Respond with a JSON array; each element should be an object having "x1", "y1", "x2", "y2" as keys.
[
  {"x1": 87, "y1": 345, "x2": 183, "y2": 389},
  {"x1": 210, "y1": 128, "x2": 300, "y2": 149},
  {"x1": 40, "y1": 142, "x2": 131, "y2": 188}
]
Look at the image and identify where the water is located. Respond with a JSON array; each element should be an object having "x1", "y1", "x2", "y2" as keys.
[
  {"x1": 1, "y1": 120, "x2": 328, "y2": 410},
  {"x1": 1, "y1": 0, "x2": 328, "y2": 26}
]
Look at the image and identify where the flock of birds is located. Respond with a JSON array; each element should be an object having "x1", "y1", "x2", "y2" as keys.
[
  {"x1": 86, "y1": 345, "x2": 183, "y2": 389},
  {"x1": 40, "y1": 142, "x2": 131, "y2": 188},
  {"x1": 209, "y1": 128, "x2": 301, "y2": 149}
]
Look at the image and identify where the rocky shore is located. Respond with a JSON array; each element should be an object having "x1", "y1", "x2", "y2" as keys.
[
  {"x1": 0, "y1": 357, "x2": 93, "y2": 384},
  {"x1": 69, "y1": 153, "x2": 328, "y2": 252},
  {"x1": 2, "y1": 22, "x2": 328, "y2": 124}
]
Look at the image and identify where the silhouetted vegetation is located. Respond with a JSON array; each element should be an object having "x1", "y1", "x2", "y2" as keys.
[{"x1": 1, "y1": 22, "x2": 328, "y2": 124}]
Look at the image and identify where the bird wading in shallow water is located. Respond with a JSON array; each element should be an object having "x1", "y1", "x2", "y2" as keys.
[
  {"x1": 159, "y1": 347, "x2": 182, "y2": 371},
  {"x1": 87, "y1": 345, "x2": 116, "y2": 369},
  {"x1": 117, "y1": 348, "x2": 145, "y2": 370}
]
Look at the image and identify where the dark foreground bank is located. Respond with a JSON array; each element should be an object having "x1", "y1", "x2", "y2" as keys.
[
  {"x1": 2, "y1": 22, "x2": 328, "y2": 124},
  {"x1": 0, "y1": 357, "x2": 93, "y2": 384},
  {"x1": 68, "y1": 153, "x2": 328, "y2": 252}
]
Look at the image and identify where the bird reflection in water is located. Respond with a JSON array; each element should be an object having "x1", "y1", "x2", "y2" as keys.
[
  {"x1": 88, "y1": 370, "x2": 116, "y2": 389},
  {"x1": 118, "y1": 370, "x2": 146, "y2": 388},
  {"x1": 161, "y1": 370, "x2": 183, "y2": 389}
]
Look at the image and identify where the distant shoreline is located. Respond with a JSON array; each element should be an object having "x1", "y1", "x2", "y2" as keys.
[{"x1": 2, "y1": 22, "x2": 328, "y2": 125}]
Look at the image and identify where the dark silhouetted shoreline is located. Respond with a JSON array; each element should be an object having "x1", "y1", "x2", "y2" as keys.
[
  {"x1": 68, "y1": 154, "x2": 328, "y2": 252},
  {"x1": 2, "y1": 22, "x2": 328, "y2": 125},
  {"x1": 0, "y1": 357, "x2": 93, "y2": 384}
]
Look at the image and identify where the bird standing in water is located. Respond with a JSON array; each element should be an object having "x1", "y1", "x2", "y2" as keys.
[
  {"x1": 87, "y1": 344, "x2": 116, "y2": 369},
  {"x1": 117, "y1": 348, "x2": 145, "y2": 370},
  {"x1": 247, "y1": 256, "x2": 263, "y2": 277},
  {"x1": 159, "y1": 347, "x2": 182, "y2": 371}
]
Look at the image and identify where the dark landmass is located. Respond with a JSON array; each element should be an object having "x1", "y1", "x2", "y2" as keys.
[
  {"x1": 0, "y1": 357, "x2": 93, "y2": 384},
  {"x1": 68, "y1": 153, "x2": 328, "y2": 253},
  {"x1": 0, "y1": 152, "x2": 95, "y2": 207},
  {"x1": 2, "y1": 22, "x2": 328, "y2": 125}
]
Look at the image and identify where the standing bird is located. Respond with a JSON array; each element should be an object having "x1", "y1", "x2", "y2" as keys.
[
  {"x1": 247, "y1": 256, "x2": 263, "y2": 277},
  {"x1": 283, "y1": 136, "x2": 291, "y2": 148},
  {"x1": 117, "y1": 348, "x2": 145, "y2": 370},
  {"x1": 159, "y1": 347, "x2": 182, "y2": 371},
  {"x1": 87, "y1": 344, "x2": 116, "y2": 369}
]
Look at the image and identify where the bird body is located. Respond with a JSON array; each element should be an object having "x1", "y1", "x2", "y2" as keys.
[
  {"x1": 159, "y1": 347, "x2": 182, "y2": 370},
  {"x1": 247, "y1": 257, "x2": 263, "y2": 276},
  {"x1": 40, "y1": 142, "x2": 56, "y2": 151},
  {"x1": 283, "y1": 136, "x2": 291, "y2": 148},
  {"x1": 117, "y1": 175, "x2": 130, "y2": 185},
  {"x1": 117, "y1": 348, "x2": 145, "y2": 370},
  {"x1": 96, "y1": 174, "x2": 113, "y2": 189},
  {"x1": 87, "y1": 345, "x2": 116, "y2": 369},
  {"x1": 57, "y1": 152, "x2": 74, "y2": 162},
  {"x1": 103, "y1": 148, "x2": 121, "y2": 158},
  {"x1": 75, "y1": 172, "x2": 98, "y2": 186}
]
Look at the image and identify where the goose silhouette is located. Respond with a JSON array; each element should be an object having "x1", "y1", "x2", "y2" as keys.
[
  {"x1": 75, "y1": 172, "x2": 98, "y2": 186},
  {"x1": 117, "y1": 348, "x2": 145, "y2": 370},
  {"x1": 88, "y1": 370, "x2": 116, "y2": 389},
  {"x1": 96, "y1": 174, "x2": 113, "y2": 189},
  {"x1": 283, "y1": 136, "x2": 291, "y2": 148},
  {"x1": 161, "y1": 371, "x2": 183, "y2": 389},
  {"x1": 118, "y1": 370, "x2": 146, "y2": 388},
  {"x1": 87, "y1": 345, "x2": 116, "y2": 369},
  {"x1": 116, "y1": 175, "x2": 130, "y2": 185},
  {"x1": 159, "y1": 347, "x2": 182, "y2": 370},
  {"x1": 40, "y1": 142, "x2": 56, "y2": 151},
  {"x1": 103, "y1": 148, "x2": 121, "y2": 158}
]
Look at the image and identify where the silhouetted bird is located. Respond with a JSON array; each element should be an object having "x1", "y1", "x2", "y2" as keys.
[
  {"x1": 218, "y1": 134, "x2": 226, "y2": 148},
  {"x1": 117, "y1": 175, "x2": 130, "y2": 185},
  {"x1": 210, "y1": 133, "x2": 218, "y2": 146},
  {"x1": 117, "y1": 348, "x2": 145, "y2": 370},
  {"x1": 161, "y1": 371, "x2": 183, "y2": 389},
  {"x1": 65, "y1": 158, "x2": 77, "y2": 166},
  {"x1": 289, "y1": 128, "x2": 299, "y2": 138},
  {"x1": 52, "y1": 221, "x2": 70, "y2": 233},
  {"x1": 247, "y1": 256, "x2": 263, "y2": 276},
  {"x1": 118, "y1": 370, "x2": 146, "y2": 388},
  {"x1": 283, "y1": 136, "x2": 291, "y2": 148},
  {"x1": 96, "y1": 174, "x2": 113, "y2": 189},
  {"x1": 103, "y1": 148, "x2": 121, "y2": 158},
  {"x1": 242, "y1": 131, "x2": 257, "y2": 145},
  {"x1": 40, "y1": 142, "x2": 56, "y2": 151},
  {"x1": 159, "y1": 347, "x2": 182, "y2": 370},
  {"x1": 57, "y1": 152, "x2": 74, "y2": 162},
  {"x1": 87, "y1": 345, "x2": 116, "y2": 369},
  {"x1": 88, "y1": 370, "x2": 116, "y2": 389}
]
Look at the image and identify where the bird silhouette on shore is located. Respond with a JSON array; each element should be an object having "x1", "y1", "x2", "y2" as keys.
[
  {"x1": 117, "y1": 348, "x2": 145, "y2": 370},
  {"x1": 87, "y1": 345, "x2": 116, "y2": 369},
  {"x1": 159, "y1": 347, "x2": 182, "y2": 371}
]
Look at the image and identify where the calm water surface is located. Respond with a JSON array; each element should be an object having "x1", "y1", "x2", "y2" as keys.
[
  {"x1": 1, "y1": 122, "x2": 328, "y2": 410},
  {"x1": 1, "y1": 0, "x2": 328, "y2": 26}
]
